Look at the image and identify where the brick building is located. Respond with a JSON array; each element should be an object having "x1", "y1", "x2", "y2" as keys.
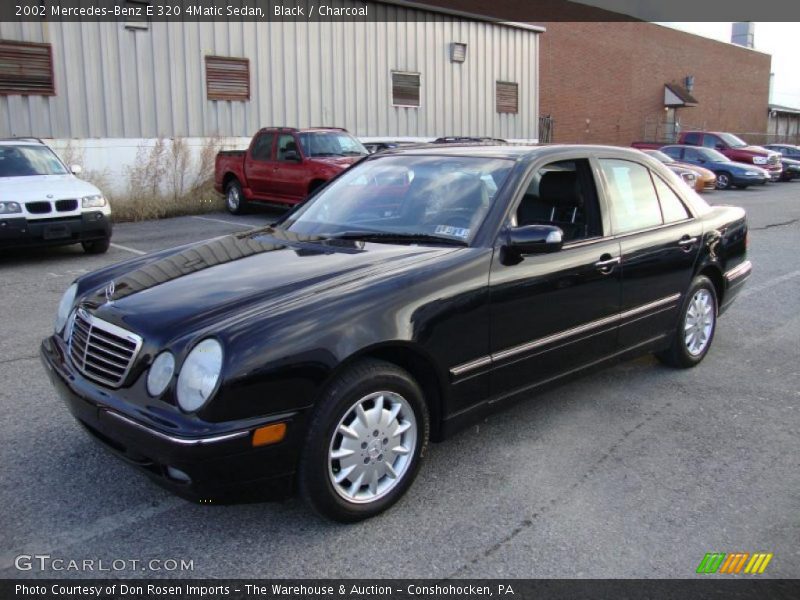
[{"x1": 538, "y1": 22, "x2": 772, "y2": 145}]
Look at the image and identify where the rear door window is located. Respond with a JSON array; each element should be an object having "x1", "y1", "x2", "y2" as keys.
[
  {"x1": 683, "y1": 133, "x2": 701, "y2": 145},
  {"x1": 652, "y1": 175, "x2": 691, "y2": 223},
  {"x1": 702, "y1": 134, "x2": 720, "y2": 149},
  {"x1": 599, "y1": 159, "x2": 663, "y2": 234}
]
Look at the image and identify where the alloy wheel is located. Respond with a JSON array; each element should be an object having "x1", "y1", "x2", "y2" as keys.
[
  {"x1": 328, "y1": 391, "x2": 417, "y2": 504},
  {"x1": 684, "y1": 289, "x2": 715, "y2": 356}
]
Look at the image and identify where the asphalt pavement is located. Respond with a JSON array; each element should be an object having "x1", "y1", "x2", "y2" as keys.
[{"x1": 1, "y1": 184, "x2": 798, "y2": 579}]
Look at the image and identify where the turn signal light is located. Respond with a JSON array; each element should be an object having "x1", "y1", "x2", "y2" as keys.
[{"x1": 252, "y1": 423, "x2": 287, "y2": 447}]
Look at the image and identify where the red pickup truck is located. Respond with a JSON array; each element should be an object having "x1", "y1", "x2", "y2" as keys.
[
  {"x1": 633, "y1": 131, "x2": 782, "y2": 181},
  {"x1": 214, "y1": 127, "x2": 369, "y2": 214}
]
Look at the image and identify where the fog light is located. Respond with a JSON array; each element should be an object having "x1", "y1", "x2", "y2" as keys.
[
  {"x1": 252, "y1": 423, "x2": 287, "y2": 447},
  {"x1": 166, "y1": 466, "x2": 191, "y2": 483}
]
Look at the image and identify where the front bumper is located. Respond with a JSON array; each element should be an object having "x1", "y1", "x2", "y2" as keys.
[
  {"x1": 40, "y1": 335, "x2": 303, "y2": 502},
  {"x1": 0, "y1": 212, "x2": 111, "y2": 249},
  {"x1": 731, "y1": 173, "x2": 767, "y2": 186}
]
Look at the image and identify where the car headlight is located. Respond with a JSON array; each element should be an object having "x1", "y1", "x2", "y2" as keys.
[
  {"x1": 54, "y1": 283, "x2": 78, "y2": 334},
  {"x1": 0, "y1": 201, "x2": 22, "y2": 214},
  {"x1": 81, "y1": 195, "x2": 106, "y2": 208},
  {"x1": 147, "y1": 351, "x2": 176, "y2": 397},
  {"x1": 752, "y1": 156, "x2": 767, "y2": 165},
  {"x1": 744, "y1": 170, "x2": 760, "y2": 176},
  {"x1": 176, "y1": 339, "x2": 223, "y2": 412}
]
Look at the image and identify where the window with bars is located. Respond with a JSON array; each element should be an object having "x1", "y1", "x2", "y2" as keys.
[
  {"x1": 205, "y1": 55, "x2": 250, "y2": 101},
  {"x1": 496, "y1": 81, "x2": 519, "y2": 114},
  {"x1": 391, "y1": 71, "x2": 420, "y2": 107},
  {"x1": 0, "y1": 40, "x2": 55, "y2": 96}
]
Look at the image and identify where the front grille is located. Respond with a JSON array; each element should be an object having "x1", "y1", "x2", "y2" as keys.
[
  {"x1": 26, "y1": 201, "x2": 51, "y2": 214},
  {"x1": 55, "y1": 199, "x2": 78, "y2": 212},
  {"x1": 68, "y1": 309, "x2": 143, "y2": 388},
  {"x1": 768, "y1": 155, "x2": 779, "y2": 166}
]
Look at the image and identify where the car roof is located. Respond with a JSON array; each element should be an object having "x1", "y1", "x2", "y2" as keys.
[{"x1": 376, "y1": 143, "x2": 651, "y2": 161}]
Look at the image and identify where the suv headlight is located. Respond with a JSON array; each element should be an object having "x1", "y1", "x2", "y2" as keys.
[
  {"x1": 81, "y1": 195, "x2": 106, "y2": 208},
  {"x1": 176, "y1": 339, "x2": 223, "y2": 412},
  {"x1": 0, "y1": 201, "x2": 22, "y2": 214},
  {"x1": 752, "y1": 156, "x2": 767, "y2": 165},
  {"x1": 147, "y1": 351, "x2": 176, "y2": 397},
  {"x1": 54, "y1": 283, "x2": 78, "y2": 334}
]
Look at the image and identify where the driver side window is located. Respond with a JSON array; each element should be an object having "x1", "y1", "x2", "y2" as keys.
[
  {"x1": 514, "y1": 159, "x2": 603, "y2": 242},
  {"x1": 277, "y1": 134, "x2": 300, "y2": 162}
]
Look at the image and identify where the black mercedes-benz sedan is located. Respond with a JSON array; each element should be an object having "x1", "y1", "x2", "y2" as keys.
[{"x1": 41, "y1": 144, "x2": 752, "y2": 521}]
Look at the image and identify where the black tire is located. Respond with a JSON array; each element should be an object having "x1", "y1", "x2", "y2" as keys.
[
  {"x1": 735, "y1": 184, "x2": 748, "y2": 190},
  {"x1": 715, "y1": 171, "x2": 733, "y2": 190},
  {"x1": 655, "y1": 275, "x2": 718, "y2": 369},
  {"x1": 81, "y1": 237, "x2": 110, "y2": 254},
  {"x1": 298, "y1": 359, "x2": 430, "y2": 522},
  {"x1": 225, "y1": 179, "x2": 247, "y2": 215}
]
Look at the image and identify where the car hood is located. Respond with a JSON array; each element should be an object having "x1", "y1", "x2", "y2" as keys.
[
  {"x1": 308, "y1": 156, "x2": 363, "y2": 168},
  {"x1": 84, "y1": 228, "x2": 457, "y2": 341},
  {"x1": 734, "y1": 145, "x2": 776, "y2": 157},
  {"x1": 0, "y1": 174, "x2": 101, "y2": 202}
]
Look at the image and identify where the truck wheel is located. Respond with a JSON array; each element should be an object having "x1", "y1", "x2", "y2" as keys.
[
  {"x1": 298, "y1": 359, "x2": 429, "y2": 522},
  {"x1": 225, "y1": 180, "x2": 246, "y2": 215},
  {"x1": 655, "y1": 275, "x2": 717, "y2": 369},
  {"x1": 715, "y1": 172, "x2": 732, "y2": 190},
  {"x1": 82, "y1": 237, "x2": 110, "y2": 254}
]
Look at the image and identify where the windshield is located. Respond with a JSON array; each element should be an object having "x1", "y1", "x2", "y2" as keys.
[
  {"x1": 0, "y1": 145, "x2": 69, "y2": 177},
  {"x1": 281, "y1": 155, "x2": 514, "y2": 244},
  {"x1": 698, "y1": 148, "x2": 730, "y2": 162},
  {"x1": 717, "y1": 132, "x2": 748, "y2": 148},
  {"x1": 298, "y1": 132, "x2": 369, "y2": 158}
]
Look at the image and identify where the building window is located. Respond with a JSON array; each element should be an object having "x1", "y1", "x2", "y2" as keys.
[
  {"x1": 496, "y1": 81, "x2": 519, "y2": 114},
  {"x1": 0, "y1": 40, "x2": 55, "y2": 96},
  {"x1": 205, "y1": 56, "x2": 250, "y2": 101},
  {"x1": 450, "y1": 43, "x2": 467, "y2": 63},
  {"x1": 124, "y1": 0, "x2": 150, "y2": 30},
  {"x1": 392, "y1": 71, "x2": 420, "y2": 107}
]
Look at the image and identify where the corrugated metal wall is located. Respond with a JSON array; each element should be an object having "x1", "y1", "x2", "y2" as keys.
[{"x1": 0, "y1": 3, "x2": 539, "y2": 140}]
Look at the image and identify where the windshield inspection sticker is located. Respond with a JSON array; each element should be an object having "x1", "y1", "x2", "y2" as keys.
[{"x1": 434, "y1": 225, "x2": 470, "y2": 239}]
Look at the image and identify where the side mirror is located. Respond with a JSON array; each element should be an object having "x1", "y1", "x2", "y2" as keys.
[
  {"x1": 283, "y1": 151, "x2": 301, "y2": 162},
  {"x1": 70, "y1": 164, "x2": 83, "y2": 175},
  {"x1": 508, "y1": 225, "x2": 564, "y2": 255},
  {"x1": 715, "y1": 143, "x2": 726, "y2": 151}
]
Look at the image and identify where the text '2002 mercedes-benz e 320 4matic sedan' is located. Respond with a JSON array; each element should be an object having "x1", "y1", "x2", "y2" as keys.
[{"x1": 41, "y1": 144, "x2": 752, "y2": 522}]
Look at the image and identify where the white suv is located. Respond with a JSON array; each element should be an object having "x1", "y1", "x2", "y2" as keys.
[{"x1": 0, "y1": 139, "x2": 111, "y2": 254}]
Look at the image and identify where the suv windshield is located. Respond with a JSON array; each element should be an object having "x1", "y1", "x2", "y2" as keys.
[
  {"x1": 281, "y1": 155, "x2": 514, "y2": 244},
  {"x1": 717, "y1": 133, "x2": 748, "y2": 148},
  {"x1": 298, "y1": 132, "x2": 369, "y2": 158},
  {"x1": 0, "y1": 145, "x2": 69, "y2": 177}
]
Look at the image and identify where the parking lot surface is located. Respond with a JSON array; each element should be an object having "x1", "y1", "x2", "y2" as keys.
[{"x1": 1, "y1": 184, "x2": 799, "y2": 579}]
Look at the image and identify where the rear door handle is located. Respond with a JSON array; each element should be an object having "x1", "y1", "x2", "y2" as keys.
[
  {"x1": 595, "y1": 255, "x2": 621, "y2": 274},
  {"x1": 678, "y1": 236, "x2": 698, "y2": 251}
]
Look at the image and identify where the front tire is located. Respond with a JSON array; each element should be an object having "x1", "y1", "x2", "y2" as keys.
[
  {"x1": 82, "y1": 237, "x2": 110, "y2": 254},
  {"x1": 225, "y1": 180, "x2": 246, "y2": 215},
  {"x1": 298, "y1": 359, "x2": 429, "y2": 522},
  {"x1": 656, "y1": 275, "x2": 717, "y2": 368},
  {"x1": 715, "y1": 172, "x2": 733, "y2": 190}
]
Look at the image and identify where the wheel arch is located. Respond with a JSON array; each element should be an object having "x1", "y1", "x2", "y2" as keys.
[
  {"x1": 222, "y1": 172, "x2": 240, "y2": 191},
  {"x1": 696, "y1": 263, "x2": 725, "y2": 307},
  {"x1": 324, "y1": 342, "x2": 448, "y2": 441}
]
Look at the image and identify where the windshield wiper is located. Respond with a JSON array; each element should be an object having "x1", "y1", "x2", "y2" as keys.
[
  {"x1": 340, "y1": 151, "x2": 367, "y2": 156},
  {"x1": 326, "y1": 231, "x2": 468, "y2": 246}
]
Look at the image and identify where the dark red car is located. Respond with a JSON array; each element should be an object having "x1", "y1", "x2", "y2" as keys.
[
  {"x1": 214, "y1": 127, "x2": 369, "y2": 214},
  {"x1": 677, "y1": 131, "x2": 782, "y2": 181}
]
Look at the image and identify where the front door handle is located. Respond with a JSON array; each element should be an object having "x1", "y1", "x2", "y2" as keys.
[{"x1": 595, "y1": 255, "x2": 621, "y2": 274}]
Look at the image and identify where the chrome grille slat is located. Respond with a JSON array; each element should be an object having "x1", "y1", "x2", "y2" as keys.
[{"x1": 67, "y1": 309, "x2": 143, "y2": 388}]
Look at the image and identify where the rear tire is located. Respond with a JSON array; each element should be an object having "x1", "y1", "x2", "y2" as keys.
[
  {"x1": 656, "y1": 275, "x2": 717, "y2": 369},
  {"x1": 82, "y1": 237, "x2": 110, "y2": 254},
  {"x1": 225, "y1": 180, "x2": 246, "y2": 215},
  {"x1": 298, "y1": 359, "x2": 429, "y2": 522}
]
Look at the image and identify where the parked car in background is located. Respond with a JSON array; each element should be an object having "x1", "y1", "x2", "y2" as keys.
[
  {"x1": 214, "y1": 127, "x2": 369, "y2": 214},
  {"x1": 661, "y1": 145, "x2": 769, "y2": 190},
  {"x1": 678, "y1": 131, "x2": 782, "y2": 181},
  {"x1": 363, "y1": 141, "x2": 418, "y2": 154},
  {"x1": 641, "y1": 149, "x2": 716, "y2": 192},
  {"x1": 763, "y1": 144, "x2": 800, "y2": 181},
  {"x1": 43, "y1": 144, "x2": 751, "y2": 522},
  {"x1": 0, "y1": 139, "x2": 111, "y2": 253}
]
